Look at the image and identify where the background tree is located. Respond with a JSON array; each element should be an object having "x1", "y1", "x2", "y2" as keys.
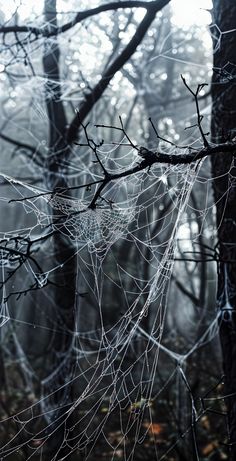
[{"x1": 211, "y1": 0, "x2": 236, "y2": 459}]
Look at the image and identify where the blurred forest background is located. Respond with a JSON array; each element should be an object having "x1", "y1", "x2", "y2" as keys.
[{"x1": 0, "y1": 0, "x2": 233, "y2": 460}]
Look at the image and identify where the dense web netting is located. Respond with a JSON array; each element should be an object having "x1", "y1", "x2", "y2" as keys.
[
  {"x1": 0, "y1": 136, "x2": 226, "y2": 460},
  {"x1": 0, "y1": 1, "x2": 232, "y2": 460}
]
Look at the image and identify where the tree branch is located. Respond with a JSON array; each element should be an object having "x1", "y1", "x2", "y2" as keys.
[
  {"x1": 72, "y1": 118, "x2": 236, "y2": 210},
  {"x1": 0, "y1": 132, "x2": 44, "y2": 166},
  {"x1": 0, "y1": 1, "x2": 168, "y2": 37},
  {"x1": 172, "y1": 274, "x2": 201, "y2": 307},
  {"x1": 66, "y1": 0, "x2": 170, "y2": 143}
]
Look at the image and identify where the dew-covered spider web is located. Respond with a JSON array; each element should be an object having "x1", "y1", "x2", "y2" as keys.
[
  {"x1": 0, "y1": 131, "x2": 228, "y2": 461},
  {"x1": 0, "y1": 0, "x2": 232, "y2": 459}
]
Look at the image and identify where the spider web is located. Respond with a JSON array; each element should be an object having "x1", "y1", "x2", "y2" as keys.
[
  {"x1": 0, "y1": 3, "x2": 231, "y2": 461},
  {"x1": 0, "y1": 137, "x2": 226, "y2": 460}
]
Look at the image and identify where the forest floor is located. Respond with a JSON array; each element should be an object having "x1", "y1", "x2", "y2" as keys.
[{"x1": 0, "y1": 343, "x2": 229, "y2": 460}]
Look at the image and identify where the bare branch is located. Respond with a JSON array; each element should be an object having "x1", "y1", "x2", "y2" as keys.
[
  {"x1": 172, "y1": 273, "x2": 201, "y2": 307},
  {"x1": 66, "y1": 0, "x2": 170, "y2": 143},
  {"x1": 69, "y1": 114, "x2": 236, "y2": 210},
  {"x1": 181, "y1": 75, "x2": 210, "y2": 147},
  {"x1": 0, "y1": 132, "x2": 44, "y2": 166},
  {"x1": 0, "y1": 1, "x2": 169, "y2": 37}
]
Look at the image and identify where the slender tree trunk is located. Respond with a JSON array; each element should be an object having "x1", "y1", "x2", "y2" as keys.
[
  {"x1": 211, "y1": 1, "x2": 236, "y2": 458},
  {"x1": 42, "y1": 1, "x2": 77, "y2": 458}
]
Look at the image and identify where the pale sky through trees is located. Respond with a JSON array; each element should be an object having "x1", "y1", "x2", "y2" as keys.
[{"x1": 172, "y1": 0, "x2": 212, "y2": 26}]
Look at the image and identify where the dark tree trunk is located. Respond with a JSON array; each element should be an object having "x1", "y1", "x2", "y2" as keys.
[
  {"x1": 42, "y1": 1, "x2": 77, "y2": 458},
  {"x1": 211, "y1": 1, "x2": 236, "y2": 458}
]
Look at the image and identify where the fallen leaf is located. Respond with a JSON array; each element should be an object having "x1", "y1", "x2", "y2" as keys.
[
  {"x1": 143, "y1": 422, "x2": 165, "y2": 435},
  {"x1": 202, "y1": 441, "x2": 218, "y2": 456}
]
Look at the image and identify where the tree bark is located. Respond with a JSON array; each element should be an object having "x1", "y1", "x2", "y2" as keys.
[
  {"x1": 211, "y1": 1, "x2": 236, "y2": 458},
  {"x1": 42, "y1": 1, "x2": 77, "y2": 458}
]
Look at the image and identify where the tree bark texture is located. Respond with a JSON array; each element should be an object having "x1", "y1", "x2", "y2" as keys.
[
  {"x1": 42, "y1": 1, "x2": 77, "y2": 458},
  {"x1": 211, "y1": 1, "x2": 236, "y2": 458}
]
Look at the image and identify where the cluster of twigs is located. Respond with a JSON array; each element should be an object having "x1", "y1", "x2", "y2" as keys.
[{"x1": 0, "y1": 77, "x2": 236, "y2": 301}]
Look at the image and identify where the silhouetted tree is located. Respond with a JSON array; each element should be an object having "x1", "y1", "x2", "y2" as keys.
[{"x1": 211, "y1": 1, "x2": 236, "y2": 458}]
